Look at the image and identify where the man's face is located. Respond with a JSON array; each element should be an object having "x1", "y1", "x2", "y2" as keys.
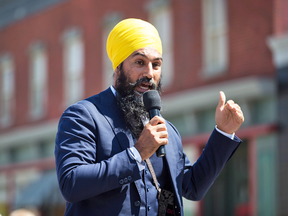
[{"x1": 113, "y1": 47, "x2": 162, "y2": 95}]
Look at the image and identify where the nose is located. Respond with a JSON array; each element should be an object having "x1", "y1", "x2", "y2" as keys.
[{"x1": 142, "y1": 63, "x2": 154, "y2": 79}]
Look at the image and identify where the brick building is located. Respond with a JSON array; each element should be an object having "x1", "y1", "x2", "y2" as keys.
[{"x1": 0, "y1": 0, "x2": 287, "y2": 215}]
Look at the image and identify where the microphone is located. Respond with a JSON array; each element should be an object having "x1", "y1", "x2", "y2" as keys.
[{"x1": 143, "y1": 90, "x2": 166, "y2": 157}]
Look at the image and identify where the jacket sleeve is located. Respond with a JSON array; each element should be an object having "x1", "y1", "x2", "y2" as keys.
[
  {"x1": 54, "y1": 103, "x2": 141, "y2": 203},
  {"x1": 181, "y1": 129, "x2": 241, "y2": 201}
]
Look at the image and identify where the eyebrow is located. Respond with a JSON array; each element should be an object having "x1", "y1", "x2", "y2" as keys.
[{"x1": 132, "y1": 52, "x2": 163, "y2": 61}]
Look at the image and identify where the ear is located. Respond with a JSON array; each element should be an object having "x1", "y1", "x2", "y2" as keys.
[
  {"x1": 115, "y1": 63, "x2": 122, "y2": 74},
  {"x1": 114, "y1": 66, "x2": 120, "y2": 75},
  {"x1": 113, "y1": 65, "x2": 120, "y2": 87}
]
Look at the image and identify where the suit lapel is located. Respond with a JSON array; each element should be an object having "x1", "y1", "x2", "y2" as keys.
[
  {"x1": 96, "y1": 88, "x2": 135, "y2": 150},
  {"x1": 165, "y1": 142, "x2": 177, "y2": 178},
  {"x1": 164, "y1": 123, "x2": 181, "y2": 202}
]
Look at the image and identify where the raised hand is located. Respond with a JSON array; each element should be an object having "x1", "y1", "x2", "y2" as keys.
[{"x1": 215, "y1": 91, "x2": 244, "y2": 134}]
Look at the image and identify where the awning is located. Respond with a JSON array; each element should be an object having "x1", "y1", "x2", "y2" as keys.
[{"x1": 14, "y1": 170, "x2": 66, "y2": 209}]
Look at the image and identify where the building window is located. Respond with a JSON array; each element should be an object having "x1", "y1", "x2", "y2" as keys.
[
  {"x1": 147, "y1": 0, "x2": 173, "y2": 86},
  {"x1": 202, "y1": 0, "x2": 228, "y2": 76},
  {"x1": 29, "y1": 42, "x2": 47, "y2": 120},
  {"x1": 62, "y1": 28, "x2": 84, "y2": 106},
  {"x1": 0, "y1": 54, "x2": 14, "y2": 128},
  {"x1": 102, "y1": 13, "x2": 122, "y2": 89}
]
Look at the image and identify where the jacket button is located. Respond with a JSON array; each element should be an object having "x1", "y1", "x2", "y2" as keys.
[
  {"x1": 134, "y1": 201, "x2": 140, "y2": 207},
  {"x1": 124, "y1": 177, "x2": 128, "y2": 183},
  {"x1": 119, "y1": 179, "x2": 124, "y2": 185},
  {"x1": 128, "y1": 176, "x2": 132, "y2": 181}
]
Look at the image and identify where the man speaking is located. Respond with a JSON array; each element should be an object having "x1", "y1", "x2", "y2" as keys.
[{"x1": 55, "y1": 18, "x2": 244, "y2": 216}]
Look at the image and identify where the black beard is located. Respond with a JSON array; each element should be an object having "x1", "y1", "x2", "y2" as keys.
[{"x1": 114, "y1": 66, "x2": 162, "y2": 139}]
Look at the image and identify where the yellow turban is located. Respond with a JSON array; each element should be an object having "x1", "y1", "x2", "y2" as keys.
[{"x1": 107, "y1": 18, "x2": 162, "y2": 71}]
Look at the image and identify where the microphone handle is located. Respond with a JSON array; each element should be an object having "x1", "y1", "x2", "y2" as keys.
[
  {"x1": 149, "y1": 109, "x2": 166, "y2": 158},
  {"x1": 148, "y1": 109, "x2": 160, "y2": 119}
]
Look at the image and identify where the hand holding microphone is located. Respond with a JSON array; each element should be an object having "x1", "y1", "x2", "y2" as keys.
[
  {"x1": 143, "y1": 90, "x2": 166, "y2": 158},
  {"x1": 134, "y1": 90, "x2": 168, "y2": 160}
]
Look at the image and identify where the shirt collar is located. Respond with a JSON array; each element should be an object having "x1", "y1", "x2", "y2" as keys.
[{"x1": 110, "y1": 85, "x2": 117, "y2": 96}]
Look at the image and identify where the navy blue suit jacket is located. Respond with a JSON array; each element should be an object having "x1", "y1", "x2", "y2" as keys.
[{"x1": 55, "y1": 88, "x2": 241, "y2": 215}]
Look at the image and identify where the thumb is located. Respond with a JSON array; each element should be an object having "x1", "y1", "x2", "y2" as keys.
[{"x1": 217, "y1": 91, "x2": 226, "y2": 108}]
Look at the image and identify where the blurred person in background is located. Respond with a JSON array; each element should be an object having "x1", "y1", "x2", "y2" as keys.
[
  {"x1": 55, "y1": 18, "x2": 244, "y2": 216},
  {"x1": 9, "y1": 208, "x2": 39, "y2": 216}
]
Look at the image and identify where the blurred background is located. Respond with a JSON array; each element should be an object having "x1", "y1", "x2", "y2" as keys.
[{"x1": 0, "y1": 0, "x2": 287, "y2": 215}]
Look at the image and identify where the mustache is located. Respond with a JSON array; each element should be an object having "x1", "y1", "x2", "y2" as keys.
[{"x1": 128, "y1": 77, "x2": 156, "y2": 90}]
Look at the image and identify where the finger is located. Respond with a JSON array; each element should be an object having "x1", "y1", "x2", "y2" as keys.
[
  {"x1": 227, "y1": 102, "x2": 244, "y2": 122},
  {"x1": 233, "y1": 103, "x2": 241, "y2": 110},
  {"x1": 218, "y1": 91, "x2": 226, "y2": 108},
  {"x1": 227, "y1": 100, "x2": 240, "y2": 110},
  {"x1": 226, "y1": 100, "x2": 235, "y2": 109},
  {"x1": 158, "y1": 139, "x2": 168, "y2": 146},
  {"x1": 158, "y1": 131, "x2": 168, "y2": 139},
  {"x1": 156, "y1": 123, "x2": 167, "y2": 132},
  {"x1": 150, "y1": 116, "x2": 165, "y2": 126},
  {"x1": 157, "y1": 136, "x2": 168, "y2": 145},
  {"x1": 237, "y1": 110, "x2": 244, "y2": 121},
  {"x1": 227, "y1": 100, "x2": 235, "y2": 105}
]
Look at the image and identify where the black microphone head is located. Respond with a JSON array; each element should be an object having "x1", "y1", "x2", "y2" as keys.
[{"x1": 143, "y1": 90, "x2": 161, "y2": 111}]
